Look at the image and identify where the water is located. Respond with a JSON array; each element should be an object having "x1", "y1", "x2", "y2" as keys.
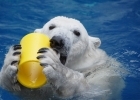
[{"x1": 0, "y1": 0, "x2": 140, "y2": 100}]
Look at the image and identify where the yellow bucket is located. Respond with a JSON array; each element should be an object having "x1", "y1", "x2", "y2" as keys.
[{"x1": 17, "y1": 33, "x2": 50, "y2": 88}]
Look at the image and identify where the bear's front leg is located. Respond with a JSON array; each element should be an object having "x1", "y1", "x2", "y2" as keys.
[
  {"x1": 37, "y1": 48, "x2": 89, "y2": 97},
  {"x1": 0, "y1": 45, "x2": 21, "y2": 91}
]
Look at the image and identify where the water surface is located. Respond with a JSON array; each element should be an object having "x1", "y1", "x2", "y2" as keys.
[{"x1": 0, "y1": 0, "x2": 140, "y2": 100}]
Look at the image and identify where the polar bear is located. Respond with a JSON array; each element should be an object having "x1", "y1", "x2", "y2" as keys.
[{"x1": 0, "y1": 16, "x2": 126, "y2": 100}]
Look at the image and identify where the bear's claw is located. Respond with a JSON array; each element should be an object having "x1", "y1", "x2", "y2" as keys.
[
  {"x1": 37, "y1": 55, "x2": 46, "y2": 59},
  {"x1": 13, "y1": 44, "x2": 22, "y2": 50},
  {"x1": 11, "y1": 61, "x2": 18, "y2": 65},
  {"x1": 40, "y1": 63, "x2": 48, "y2": 67},
  {"x1": 13, "y1": 52, "x2": 21, "y2": 56},
  {"x1": 37, "y1": 48, "x2": 48, "y2": 53}
]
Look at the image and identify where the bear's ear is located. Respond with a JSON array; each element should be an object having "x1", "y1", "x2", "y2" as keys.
[
  {"x1": 34, "y1": 28, "x2": 42, "y2": 33},
  {"x1": 89, "y1": 36, "x2": 101, "y2": 48}
]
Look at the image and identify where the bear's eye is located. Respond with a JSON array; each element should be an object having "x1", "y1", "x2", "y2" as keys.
[
  {"x1": 49, "y1": 25, "x2": 56, "y2": 30},
  {"x1": 73, "y1": 30, "x2": 80, "y2": 37}
]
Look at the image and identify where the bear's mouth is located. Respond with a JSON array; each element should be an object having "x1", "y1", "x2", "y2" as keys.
[
  {"x1": 52, "y1": 48, "x2": 67, "y2": 65},
  {"x1": 60, "y1": 54, "x2": 67, "y2": 65}
]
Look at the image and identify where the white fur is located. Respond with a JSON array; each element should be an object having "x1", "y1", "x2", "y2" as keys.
[{"x1": 0, "y1": 16, "x2": 126, "y2": 100}]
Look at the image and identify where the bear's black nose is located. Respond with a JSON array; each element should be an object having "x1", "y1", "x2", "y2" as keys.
[{"x1": 50, "y1": 36, "x2": 64, "y2": 49}]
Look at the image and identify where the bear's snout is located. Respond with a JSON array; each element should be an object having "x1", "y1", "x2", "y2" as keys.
[{"x1": 50, "y1": 36, "x2": 64, "y2": 49}]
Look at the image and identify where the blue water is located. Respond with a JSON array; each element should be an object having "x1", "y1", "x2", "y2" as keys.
[{"x1": 0, "y1": 0, "x2": 140, "y2": 100}]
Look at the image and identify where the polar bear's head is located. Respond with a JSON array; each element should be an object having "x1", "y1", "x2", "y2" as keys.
[{"x1": 35, "y1": 16, "x2": 101, "y2": 65}]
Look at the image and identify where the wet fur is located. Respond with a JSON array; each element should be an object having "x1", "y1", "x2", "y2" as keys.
[{"x1": 0, "y1": 16, "x2": 126, "y2": 100}]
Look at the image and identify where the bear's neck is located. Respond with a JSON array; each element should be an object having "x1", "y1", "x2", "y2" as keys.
[{"x1": 66, "y1": 48, "x2": 108, "y2": 72}]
